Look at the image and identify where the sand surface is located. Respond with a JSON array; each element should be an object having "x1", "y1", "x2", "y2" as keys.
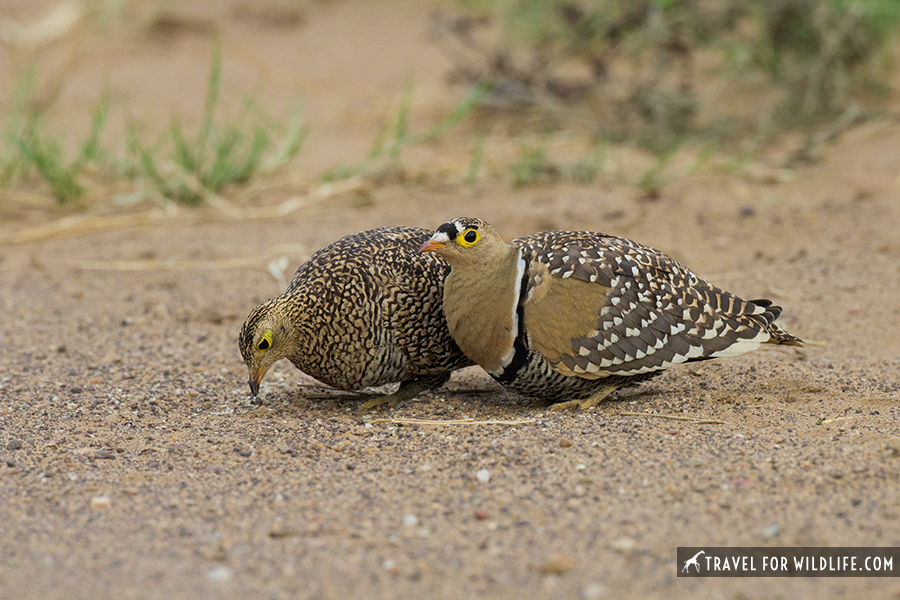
[{"x1": 1, "y1": 1, "x2": 899, "y2": 598}]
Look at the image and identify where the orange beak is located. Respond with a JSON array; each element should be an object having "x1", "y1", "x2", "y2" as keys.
[{"x1": 418, "y1": 238, "x2": 446, "y2": 253}]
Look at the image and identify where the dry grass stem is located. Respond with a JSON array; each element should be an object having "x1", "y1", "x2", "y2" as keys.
[
  {"x1": 370, "y1": 417, "x2": 536, "y2": 426},
  {"x1": 75, "y1": 243, "x2": 306, "y2": 271},
  {"x1": 619, "y1": 412, "x2": 726, "y2": 425},
  {"x1": 0, "y1": 177, "x2": 364, "y2": 246},
  {"x1": 820, "y1": 416, "x2": 852, "y2": 425}
]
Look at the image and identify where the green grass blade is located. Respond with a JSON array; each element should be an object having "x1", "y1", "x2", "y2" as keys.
[
  {"x1": 76, "y1": 89, "x2": 110, "y2": 167},
  {"x1": 197, "y1": 39, "x2": 223, "y2": 152},
  {"x1": 465, "y1": 133, "x2": 486, "y2": 184}
]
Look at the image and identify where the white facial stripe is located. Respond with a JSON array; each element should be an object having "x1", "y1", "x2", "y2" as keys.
[{"x1": 430, "y1": 231, "x2": 452, "y2": 245}]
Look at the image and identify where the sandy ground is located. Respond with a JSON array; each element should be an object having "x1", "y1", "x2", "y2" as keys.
[{"x1": 1, "y1": 1, "x2": 900, "y2": 599}]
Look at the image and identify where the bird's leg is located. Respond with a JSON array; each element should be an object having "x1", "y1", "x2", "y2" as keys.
[
  {"x1": 360, "y1": 372, "x2": 452, "y2": 410},
  {"x1": 549, "y1": 383, "x2": 620, "y2": 411}
]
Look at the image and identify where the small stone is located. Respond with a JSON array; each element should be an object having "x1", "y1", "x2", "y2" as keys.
[
  {"x1": 207, "y1": 565, "x2": 232, "y2": 583},
  {"x1": 70, "y1": 386, "x2": 83, "y2": 394},
  {"x1": 91, "y1": 449, "x2": 114, "y2": 460},
  {"x1": 582, "y1": 582, "x2": 605, "y2": 600},
  {"x1": 383, "y1": 558, "x2": 399, "y2": 574},
  {"x1": 538, "y1": 553, "x2": 573, "y2": 575},
  {"x1": 475, "y1": 469, "x2": 490, "y2": 483},
  {"x1": 6, "y1": 460, "x2": 16, "y2": 468},
  {"x1": 559, "y1": 438, "x2": 573, "y2": 448},
  {"x1": 403, "y1": 514, "x2": 418, "y2": 528},
  {"x1": 7, "y1": 439, "x2": 23, "y2": 451},
  {"x1": 762, "y1": 524, "x2": 779, "y2": 538},
  {"x1": 91, "y1": 496, "x2": 111, "y2": 509},
  {"x1": 473, "y1": 510, "x2": 490, "y2": 521},
  {"x1": 611, "y1": 537, "x2": 635, "y2": 552},
  {"x1": 277, "y1": 445, "x2": 297, "y2": 456}
]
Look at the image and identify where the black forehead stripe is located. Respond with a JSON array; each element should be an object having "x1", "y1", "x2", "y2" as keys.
[{"x1": 437, "y1": 222, "x2": 463, "y2": 237}]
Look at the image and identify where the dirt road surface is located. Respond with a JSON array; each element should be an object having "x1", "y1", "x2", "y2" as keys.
[{"x1": 1, "y1": 1, "x2": 899, "y2": 598}]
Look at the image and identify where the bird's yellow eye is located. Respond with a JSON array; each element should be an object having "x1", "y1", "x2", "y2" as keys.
[
  {"x1": 257, "y1": 330, "x2": 273, "y2": 352},
  {"x1": 458, "y1": 228, "x2": 480, "y2": 247}
]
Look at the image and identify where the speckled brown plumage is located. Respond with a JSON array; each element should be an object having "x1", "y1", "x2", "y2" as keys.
[
  {"x1": 239, "y1": 227, "x2": 471, "y2": 405},
  {"x1": 421, "y1": 217, "x2": 804, "y2": 408}
]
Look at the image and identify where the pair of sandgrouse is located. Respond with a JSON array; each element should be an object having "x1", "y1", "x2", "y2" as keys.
[{"x1": 239, "y1": 219, "x2": 803, "y2": 410}]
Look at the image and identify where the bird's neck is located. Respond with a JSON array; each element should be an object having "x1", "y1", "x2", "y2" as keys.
[{"x1": 443, "y1": 246, "x2": 525, "y2": 374}]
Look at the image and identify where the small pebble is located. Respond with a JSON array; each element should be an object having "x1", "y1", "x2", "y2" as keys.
[
  {"x1": 762, "y1": 524, "x2": 779, "y2": 538},
  {"x1": 473, "y1": 510, "x2": 490, "y2": 520},
  {"x1": 91, "y1": 496, "x2": 111, "y2": 509},
  {"x1": 207, "y1": 565, "x2": 232, "y2": 583},
  {"x1": 582, "y1": 582, "x2": 605, "y2": 600},
  {"x1": 403, "y1": 514, "x2": 418, "y2": 528},
  {"x1": 559, "y1": 438, "x2": 572, "y2": 448},
  {"x1": 475, "y1": 469, "x2": 490, "y2": 483},
  {"x1": 538, "y1": 553, "x2": 573, "y2": 575},
  {"x1": 611, "y1": 537, "x2": 635, "y2": 552},
  {"x1": 383, "y1": 558, "x2": 399, "y2": 574},
  {"x1": 7, "y1": 439, "x2": 23, "y2": 451}
]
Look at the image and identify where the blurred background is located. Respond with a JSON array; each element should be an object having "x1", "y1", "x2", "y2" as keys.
[
  {"x1": 2, "y1": 4, "x2": 900, "y2": 598},
  {"x1": 1, "y1": 0, "x2": 898, "y2": 229}
]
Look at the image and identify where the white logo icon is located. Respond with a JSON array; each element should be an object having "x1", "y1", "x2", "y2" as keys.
[{"x1": 683, "y1": 551, "x2": 705, "y2": 573}]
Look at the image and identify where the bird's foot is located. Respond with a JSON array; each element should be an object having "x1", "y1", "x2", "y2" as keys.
[
  {"x1": 548, "y1": 385, "x2": 619, "y2": 411},
  {"x1": 359, "y1": 372, "x2": 452, "y2": 411},
  {"x1": 548, "y1": 399, "x2": 593, "y2": 411}
]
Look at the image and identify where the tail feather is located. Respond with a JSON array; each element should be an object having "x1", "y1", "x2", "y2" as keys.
[{"x1": 749, "y1": 298, "x2": 804, "y2": 347}]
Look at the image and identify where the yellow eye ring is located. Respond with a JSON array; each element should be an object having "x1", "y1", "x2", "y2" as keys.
[
  {"x1": 457, "y1": 228, "x2": 480, "y2": 247},
  {"x1": 257, "y1": 330, "x2": 274, "y2": 352}
]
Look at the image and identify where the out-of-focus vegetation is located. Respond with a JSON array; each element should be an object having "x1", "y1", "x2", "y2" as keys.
[
  {"x1": 437, "y1": 0, "x2": 900, "y2": 153},
  {"x1": 1, "y1": 43, "x2": 306, "y2": 205},
  {"x1": 1, "y1": 0, "x2": 898, "y2": 205}
]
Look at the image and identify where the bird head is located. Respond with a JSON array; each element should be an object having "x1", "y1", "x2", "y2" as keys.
[
  {"x1": 419, "y1": 217, "x2": 508, "y2": 265},
  {"x1": 238, "y1": 297, "x2": 292, "y2": 396}
]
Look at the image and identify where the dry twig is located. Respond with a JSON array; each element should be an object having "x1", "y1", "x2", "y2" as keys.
[
  {"x1": 619, "y1": 412, "x2": 726, "y2": 424},
  {"x1": 370, "y1": 417, "x2": 535, "y2": 427},
  {"x1": 0, "y1": 177, "x2": 364, "y2": 246}
]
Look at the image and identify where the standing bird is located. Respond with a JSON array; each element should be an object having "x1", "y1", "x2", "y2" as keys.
[
  {"x1": 420, "y1": 217, "x2": 803, "y2": 409},
  {"x1": 239, "y1": 227, "x2": 471, "y2": 409}
]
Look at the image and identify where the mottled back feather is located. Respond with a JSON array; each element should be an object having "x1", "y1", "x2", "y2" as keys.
[{"x1": 240, "y1": 227, "x2": 471, "y2": 391}]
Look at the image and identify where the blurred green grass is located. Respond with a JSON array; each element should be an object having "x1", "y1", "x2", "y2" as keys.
[
  {"x1": 1, "y1": 0, "x2": 897, "y2": 206},
  {"x1": 1, "y1": 42, "x2": 306, "y2": 206}
]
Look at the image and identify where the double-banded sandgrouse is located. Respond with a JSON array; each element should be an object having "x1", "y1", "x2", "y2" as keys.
[
  {"x1": 420, "y1": 217, "x2": 803, "y2": 409},
  {"x1": 239, "y1": 227, "x2": 471, "y2": 408}
]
